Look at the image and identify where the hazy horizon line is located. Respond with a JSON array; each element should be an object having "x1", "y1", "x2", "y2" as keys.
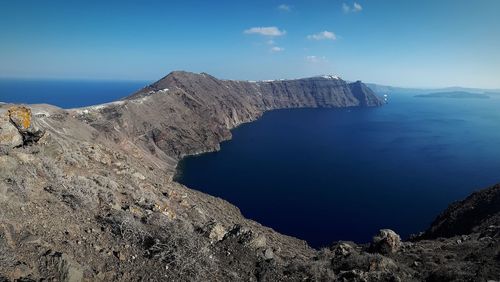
[{"x1": 1, "y1": 73, "x2": 499, "y2": 92}]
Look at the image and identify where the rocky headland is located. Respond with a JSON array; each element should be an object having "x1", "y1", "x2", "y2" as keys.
[{"x1": 0, "y1": 71, "x2": 498, "y2": 281}]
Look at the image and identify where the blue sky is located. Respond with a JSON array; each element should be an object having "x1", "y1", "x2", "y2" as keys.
[{"x1": 0, "y1": 0, "x2": 499, "y2": 88}]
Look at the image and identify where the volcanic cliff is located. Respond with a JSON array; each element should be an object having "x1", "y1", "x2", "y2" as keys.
[
  {"x1": 0, "y1": 72, "x2": 498, "y2": 281},
  {"x1": 76, "y1": 71, "x2": 383, "y2": 176}
]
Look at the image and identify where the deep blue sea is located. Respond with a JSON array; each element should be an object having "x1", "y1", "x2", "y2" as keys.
[
  {"x1": 0, "y1": 79, "x2": 149, "y2": 108},
  {"x1": 176, "y1": 94, "x2": 500, "y2": 248}
]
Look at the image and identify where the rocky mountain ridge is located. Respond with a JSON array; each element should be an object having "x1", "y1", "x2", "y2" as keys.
[
  {"x1": 0, "y1": 71, "x2": 498, "y2": 281},
  {"x1": 72, "y1": 71, "x2": 383, "y2": 176}
]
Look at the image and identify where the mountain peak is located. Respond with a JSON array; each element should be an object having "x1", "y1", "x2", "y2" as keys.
[{"x1": 157, "y1": 70, "x2": 203, "y2": 84}]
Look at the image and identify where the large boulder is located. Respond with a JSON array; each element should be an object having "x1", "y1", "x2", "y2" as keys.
[
  {"x1": 369, "y1": 229, "x2": 401, "y2": 255},
  {"x1": 8, "y1": 106, "x2": 32, "y2": 131},
  {"x1": 7, "y1": 106, "x2": 45, "y2": 145},
  {"x1": 0, "y1": 110, "x2": 23, "y2": 148}
]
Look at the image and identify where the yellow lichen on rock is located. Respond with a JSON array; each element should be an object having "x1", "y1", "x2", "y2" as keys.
[{"x1": 8, "y1": 106, "x2": 32, "y2": 130}]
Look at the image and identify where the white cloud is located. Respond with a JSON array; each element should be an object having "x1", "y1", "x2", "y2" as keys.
[
  {"x1": 342, "y1": 2, "x2": 362, "y2": 13},
  {"x1": 306, "y1": 55, "x2": 328, "y2": 63},
  {"x1": 307, "y1": 31, "x2": 336, "y2": 41},
  {"x1": 267, "y1": 39, "x2": 276, "y2": 45},
  {"x1": 278, "y1": 4, "x2": 291, "y2": 12},
  {"x1": 271, "y1": 46, "x2": 284, "y2": 52},
  {"x1": 244, "y1": 26, "x2": 286, "y2": 37},
  {"x1": 353, "y1": 2, "x2": 363, "y2": 12}
]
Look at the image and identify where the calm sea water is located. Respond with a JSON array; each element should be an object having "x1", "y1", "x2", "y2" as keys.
[
  {"x1": 176, "y1": 94, "x2": 500, "y2": 248},
  {"x1": 0, "y1": 79, "x2": 149, "y2": 108}
]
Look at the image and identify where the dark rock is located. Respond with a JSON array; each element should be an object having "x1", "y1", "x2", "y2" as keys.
[
  {"x1": 420, "y1": 184, "x2": 500, "y2": 239},
  {"x1": 38, "y1": 250, "x2": 83, "y2": 282},
  {"x1": 332, "y1": 242, "x2": 355, "y2": 257}
]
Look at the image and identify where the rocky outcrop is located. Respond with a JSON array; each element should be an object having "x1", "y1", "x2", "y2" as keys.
[
  {"x1": 0, "y1": 110, "x2": 23, "y2": 148},
  {"x1": 370, "y1": 229, "x2": 402, "y2": 254},
  {"x1": 420, "y1": 184, "x2": 500, "y2": 239},
  {"x1": 8, "y1": 106, "x2": 46, "y2": 145},
  {"x1": 0, "y1": 106, "x2": 45, "y2": 149}
]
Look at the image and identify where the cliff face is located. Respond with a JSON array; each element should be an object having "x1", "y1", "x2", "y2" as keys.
[
  {"x1": 76, "y1": 71, "x2": 382, "y2": 175},
  {"x1": 0, "y1": 72, "x2": 498, "y2": 281},
  {"x1": 128, "y1": 72, "x2": 382, "y2": 111}
]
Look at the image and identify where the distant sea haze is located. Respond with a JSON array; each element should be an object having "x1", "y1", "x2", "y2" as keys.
[{"x1": 0, "y1": 79, "x2": 150, "y2": 108}]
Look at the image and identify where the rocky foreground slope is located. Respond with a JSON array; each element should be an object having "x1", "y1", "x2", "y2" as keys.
[{"x1": 0, "y1": 72, "x2": 499, "y2": 281}]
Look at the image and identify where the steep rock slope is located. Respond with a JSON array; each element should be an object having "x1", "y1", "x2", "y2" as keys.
[{"x1": 420, "y1": 184, "x2": 500, "y2": 239}]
